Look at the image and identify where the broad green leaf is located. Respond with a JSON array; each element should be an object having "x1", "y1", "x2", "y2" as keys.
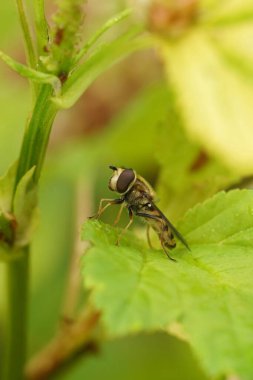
[
  {"x1": 158, "y1": 29, "x2": 253, "y2": 175},
  {"x1": 52, "y1": 29, "x2": 150, "y2": 109},
  {"x1": 13, "y1": 167, "x2": 38, "y2": 246},
  {"x1": 82, "y1": 190, "x2": 253, "y2": 380},
  {"x1": 0, "y1": 50, "x2": 61, "y2": 94}
]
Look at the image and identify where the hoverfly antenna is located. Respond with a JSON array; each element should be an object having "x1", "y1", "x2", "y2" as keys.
[{"x1": 109, "y1": 165, "x2": 117, "y2": 171}]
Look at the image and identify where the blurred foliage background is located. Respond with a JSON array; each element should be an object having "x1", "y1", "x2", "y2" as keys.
[{"x1": 1, "y1": 0, "x2": 253, "y2": 379}]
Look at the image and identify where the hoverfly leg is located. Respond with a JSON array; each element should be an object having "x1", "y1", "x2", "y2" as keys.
[
  {"x1": 113, "y1": 202, "x2": 125, "y2": 225},
  {"x1": 115, "y1": 208, "x2": 133, "y2": 246},
  {"x1": 161, "y1": 241, "x2": 177, "y2": 262},
  {"x1": 146, "y1": 224, "x2": 154, "y2": 250},
  {"x1": 89, "y1": 198, "x2": 123, "y2": 219}
]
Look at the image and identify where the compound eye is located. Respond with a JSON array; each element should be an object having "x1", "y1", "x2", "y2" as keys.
[{"x1": 116, "y1": 169, "x2": 135, "y2": 193}]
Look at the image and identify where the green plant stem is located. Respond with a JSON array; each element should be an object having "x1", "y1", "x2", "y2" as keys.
[
  {"x1": 4, "y1": 247, "x2": 29, "y2": 380},
  {"x1": 16, "y1": 0, "x2": 37, "y2": 69},
  {"x1": 15, "y1": 84, "x2": 58, "y2": 189},
  {"x1": 5, "y1": 84, "x2": 58, "y2": 379}
]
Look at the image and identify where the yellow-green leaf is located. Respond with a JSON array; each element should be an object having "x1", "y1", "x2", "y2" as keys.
[{"x1": 158, "y1": 30, "x2": 253, "y2": 174}]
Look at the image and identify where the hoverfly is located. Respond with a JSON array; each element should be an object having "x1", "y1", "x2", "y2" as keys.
[{"x1": 92, "y1": 166, "x2": 190, "y2": 261}]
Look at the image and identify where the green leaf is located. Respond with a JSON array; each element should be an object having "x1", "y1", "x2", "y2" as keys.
[
  {"x1": 52, "y1": 29, "x2": 150, "y2": 109},
  {"x1": 158, "y1": 29, "x2": 253, "y2": 175},
  {"x1": 82, "y1": 190, "x2": 253, "y2": 380},
  {"x1": 13, "y1": 167, "x2": 38, "y2": 246},
  {"x1": 0, "y1": 161, "x2": 17, "y2": 213},
  {"x1": 210, "y1": 23, "x2": 253, "y2": 66},
  {"x1": 0, "y1": 50, "x2": 61, "y2": 94},
  {"x1": 74, "y1": 8, "x2": 132, "y2": 64},
  {"x1": 201, "y1": 0, "x2": 253, "y2": 26},
  {"x1": 0, "y1": 162, "x2": 17, "y2": 247},
  {"x1": 211, "y1": 34, "x2": 253, "y2": 84}
]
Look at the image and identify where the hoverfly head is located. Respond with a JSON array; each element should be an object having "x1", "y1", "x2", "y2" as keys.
[{"x1": 108, "y1": 166, "x2": 136, "y2": 194}]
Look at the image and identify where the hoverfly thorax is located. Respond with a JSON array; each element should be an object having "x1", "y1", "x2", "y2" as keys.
[{"x1": 108, "y1": 166, "x2": 137, "y2": 194}]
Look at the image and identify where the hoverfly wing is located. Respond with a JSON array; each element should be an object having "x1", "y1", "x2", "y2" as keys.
[
  {"x1": 166, "y1": 221, "x2": 190, "y2": 251},
  {"x1": 150, "y1": 201, "x2": 190, "y2": 251}
]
